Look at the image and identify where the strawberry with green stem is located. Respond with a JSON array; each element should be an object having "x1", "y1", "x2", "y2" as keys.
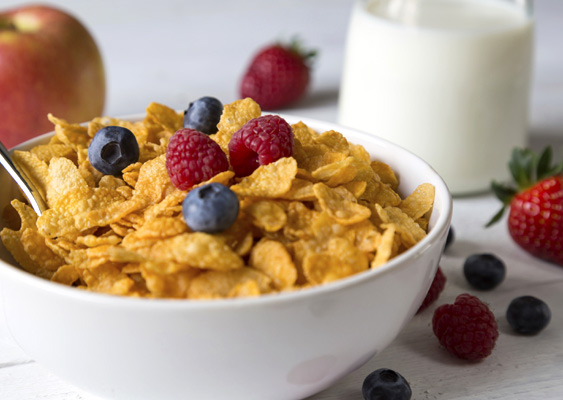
[{"x1": 487, "y1": 146, "x2": 563, "y2": 266}]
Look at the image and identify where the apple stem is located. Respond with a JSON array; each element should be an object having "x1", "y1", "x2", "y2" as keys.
[{"x1": 0, "y1": 18, "x2": 17, "y2": 31}]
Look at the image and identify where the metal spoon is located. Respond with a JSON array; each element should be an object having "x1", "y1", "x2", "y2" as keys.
[{"x1": 0, "y1": 141, "x2": 47, "y2": 216}]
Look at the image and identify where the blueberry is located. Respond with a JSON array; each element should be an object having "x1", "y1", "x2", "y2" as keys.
[
  {"x1": 362, "y1": 368, "x2": 412, "y2": 400},
  {"x1": 88, "y1": 126, "x2": 139, "y2": 175},
  {"x1": 463, "y1": 253, "x2": 506, "y2": 290},
  {"x1": 183, "y1": 96, "x2": 223, "y2": 135},
  {"x1": 445, "y1": 226, "x2": 454, "y2": 250},
  {"x1": 182, "y1": 183, "x2": 239, "y2": 233},
  {"x1": 506, "y1": 296, "x2": 551, "y2": 335}
]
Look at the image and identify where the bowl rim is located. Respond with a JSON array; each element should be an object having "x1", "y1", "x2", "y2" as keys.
[{"x1": 0, "y1": 112, "x2": 453, "y2": 310}]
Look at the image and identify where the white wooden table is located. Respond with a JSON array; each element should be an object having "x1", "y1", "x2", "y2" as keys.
[{"x1": 1, "y1": 1, "x2": 562, "y2": 399}]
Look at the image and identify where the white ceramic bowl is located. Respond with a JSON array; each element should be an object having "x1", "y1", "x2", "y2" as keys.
[{"x1": 0, "y1": 115, "x2": 452, "y2": 400}]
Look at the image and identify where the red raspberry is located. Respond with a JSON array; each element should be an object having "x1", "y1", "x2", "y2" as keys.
[
  {"x1": 166, "y1": 128, "x2": 229, "y2": 190},
  {"x1": 228, "y1": 115, "x2": 293, "y2": 176},
  {"x1": 432, "y1": 294, "x2": 498, "y2": 361},
  {"x1": 416, "y1": 266, "x2": 446, "y2": 314}
]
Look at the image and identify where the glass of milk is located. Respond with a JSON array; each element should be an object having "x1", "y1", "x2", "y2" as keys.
[{"x1": 338, "y1": 0, "x2": 534, "y2": 195}]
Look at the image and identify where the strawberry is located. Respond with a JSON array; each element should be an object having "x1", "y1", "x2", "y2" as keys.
[
  {"x1": 487, "y1": 147, "x2": 563, "y2": 266},
  {"x1": 239, "y1": 38, "x2": 315, "y2": 110}
]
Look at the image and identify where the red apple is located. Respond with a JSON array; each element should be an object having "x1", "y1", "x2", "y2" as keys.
[{"x1": 0, "y1": 5, "x2": 105, "y2": 149}]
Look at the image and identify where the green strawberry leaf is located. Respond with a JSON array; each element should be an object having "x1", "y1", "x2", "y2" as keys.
[
  {"x1": 536, "y1": 146, "x2": 553, "y2": 180},
  {"x1": 535, "y1": 146, "x2": 563, "y2": 181},
  {"x1": 491, "y1": 181, "x2": 517, "y2": 204},
  {"x1": 488, "y1": 146, "x2": 562, "y2": 228},
  {"x1": 486, "y1": 181, "x2": 516, "y2": 227},
  {"x1": 287, "y1": 35, "x2": 317, "y2": 65},
  {"x1": 509, "y1": 148, "x2": 536, "y2": 189},
  {"x1": 486, "y1": 205, "x2": 507, "y2": 227},
  {"x1": 553, "y1": 161, "x2": 563, "y2": 176}
]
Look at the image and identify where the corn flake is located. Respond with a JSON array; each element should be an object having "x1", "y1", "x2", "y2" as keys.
[
  {"x1": 231, "y1": 157, "x2": 297, "y2": 198},
  {"x1": 1, "y1": 99, "x2": 434, "y2": 300},
  {"x1": 249, "y1": 239, "x2": 297, "y2": 289}
]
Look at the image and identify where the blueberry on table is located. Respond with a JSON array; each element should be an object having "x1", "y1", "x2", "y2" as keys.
[
  {"x1": 88, "y1": 126, "x2": 139, "y2": 175},
  {"x1": 362, "y1": 368, "x2": 412, "y2": 400},
  {"x1": 182, "y1": 183, "x2": 239, "y2": 233},
  {"x1": 445, "y1": 225, "x2": 454, "y2": 250},
  {"x1": 183, "y1": 96, "x2": 223, "y2": 135},
  {"x1": 506, "y1": 296, "x2": 551, "y2": 335},
  {"x1": 463, "y1": 253, "x2": 506, "y2": 290}
]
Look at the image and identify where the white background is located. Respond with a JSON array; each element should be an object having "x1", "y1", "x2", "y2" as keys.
[{"x1": 1, "y1": 0, "x2": 562, "y2": 136}]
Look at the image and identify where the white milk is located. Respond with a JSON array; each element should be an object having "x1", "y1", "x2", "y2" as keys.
[{"x1": 339, "y1": 0, "x2": 534, "y2": 195}]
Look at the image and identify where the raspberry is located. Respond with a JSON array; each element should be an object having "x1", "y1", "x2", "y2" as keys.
[
  {"x1": 432, "y1": 293, "x2": 498, "y2": 361},
  {"x1": 228, "y1": 115, "x2": 293, "y2": 176},
  {"x1": 416, "y1": 266, "x2": 446, "y2": 314},
  {"x1": 166, "y1": 128, "x2": 229, "y2": 190}
]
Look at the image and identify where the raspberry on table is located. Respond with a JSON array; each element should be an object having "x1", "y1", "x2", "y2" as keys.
[
  {"x1": 228, "y1": 115, "x2": 293, "y2": 176},
  {"x1": 432, "y1": 293, "x2": 499, "y2": 361},
  {"x1": 416, "y1": 266, "x2": 446, "y2": 314},
  {"x1": 166, "y1": 128, "x2": 229, "y2": 190}
]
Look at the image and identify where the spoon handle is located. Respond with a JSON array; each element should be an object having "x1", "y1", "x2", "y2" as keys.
[{"x1": 0, "y1": 141, "x2": 47, "y2": 216}]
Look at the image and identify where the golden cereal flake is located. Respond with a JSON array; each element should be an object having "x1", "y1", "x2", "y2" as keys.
[
  {"x1": 312, "y1": 156, "x2": 358, "y2": 187},
  {"x1": 291, "y1": 122, "x2": 314, "y2": 146},
  {"x1": 47, "y1": 114, "x2": 90, "y2": 150},
  {"x1": 314, "y1": 130, "x2": 349, "y2": 155},
  {"x1": 30, "y1": 144, "x2": 76, "y2": 164},
  {"x1": 11, "y1": 150, "x2": 49, "y2": 202},
  {"x1": 371, "y1": 160, "x2": 399, "y2": 190},
  {"x1": 280, "y1": 179, "x2": 316, "y2": 201},
  {"x1": 145, "y1": 102, "x2": 183, "y2": 133},
  {"x1": 81, "y1": 264, "x2": 136, "y2": 295},
  {"x1": 372, "y1": 224, "x2": 396, "y2": 268},
  {"x1": 231, "y1": 157, "x2": 297, "y2": 198},
  {"x1": 0, "y1": 228, "x2": 54, "y2": 279},
  {"x1": 303, "y1": 237, "x2": 368, "y2": 284},
  {"x1": 150, "y1": 232, "x2": 244, "y2": 271},
  {"x1": 244, "y1": 200, "x2": 287, "y2": 232},
  {"x1": 187, "y1": 267, "x2": 272, "y2": 300},
  {"x1": 50, "y1": 264, "x2": 80, "y2": 285},
  {"x1": 249, "y1": 239, "x2": 297, "y2": 290},
  {"x1": 313, "y1": 183, "x2": 371, "y2": 225},
  {"x1": 141, "y1": 266, "x2": 199, "y2": 298},
  {"x1": 214, "y1": 98, "x2": 261, "y2": 153},
  {"x1": 46, "y1": 157, "x2": 88, "y2": 207},
  {"x1": 399, "y1": 183, "x2": 435, "y2": 221},
  {"x1": 21, "y1": 228, "x2": 65, "y2": 271}
]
